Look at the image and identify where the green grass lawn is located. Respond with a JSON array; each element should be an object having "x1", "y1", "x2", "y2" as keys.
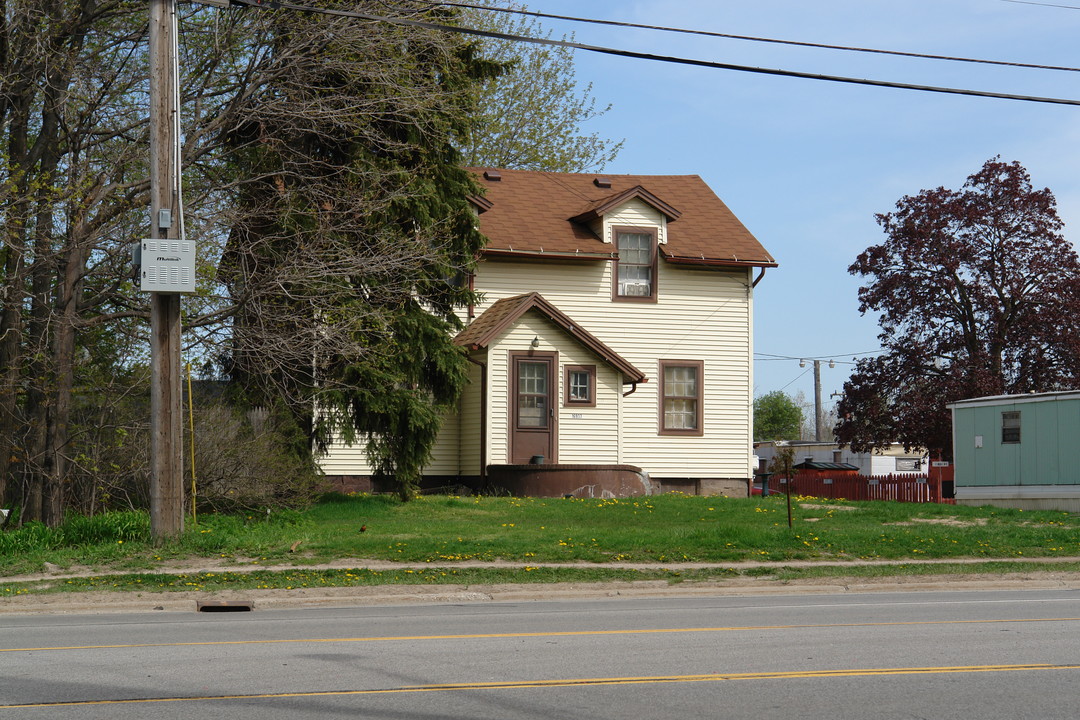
[{"x1": 3, "y1": 492, "x2": 1080, "y2": 596}]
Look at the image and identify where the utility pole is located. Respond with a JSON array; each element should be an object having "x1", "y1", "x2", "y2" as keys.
[
  {"x1": 148, "y1": 0, "x2": 184, "y2": 539},
  {"x1": 801, "y1": 358, "x2": 835, "y2": 442},
  {"x1": 813, "y1": 360, "x2": 822, "y2": 442}
]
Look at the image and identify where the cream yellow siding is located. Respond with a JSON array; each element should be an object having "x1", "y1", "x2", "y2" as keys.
[
  {"x1": 319, "y1": 433, "x2": 366, "y2": 477},
  {"x1": 319, "y1": 406, "x2": 462, "y2": 477},
  {"x1": 424, "y1": 406, "x2": 461, "y2": 476},
  {"x1": 472, "y1": 253, "x2": 752, "y2": 480},
  {"x1": 484, "y1": 312, "x2": 622, "y2": 465},
  {"x1": 458, "y1": 355, "x2": 485, "y2": 477},
  {"x1": 560, "y1": 368, "x2": 623, "y2": 464},
  {"x1": 603, "y1": 199, "x2": 668, "y2": 245}
]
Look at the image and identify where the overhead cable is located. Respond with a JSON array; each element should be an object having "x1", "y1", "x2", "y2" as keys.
[
  {"x1": 223, "y1": 0, "x2": 1080, "y2": 107},
  {"x1": 755, "y1": 351, "x2": 882, "y2": 361},
  {"x1": 1001, "y1": 0, "x2": 1080, "y2": 9},
  {"x1": 430, "y1": 0, "x2": 1080, "y2": 74}
]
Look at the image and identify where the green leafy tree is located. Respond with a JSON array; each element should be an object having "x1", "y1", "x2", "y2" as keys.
[
  {"x1": 754, "y1": 391, "x2": 804, "y2": 441},
  {"x1": 458, "y1": 1, "x2": 622, "y2": 171}
]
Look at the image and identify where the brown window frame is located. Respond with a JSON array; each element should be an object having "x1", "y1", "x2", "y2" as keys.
[
  {"x1": 564, "y1": 364, "x2": 596, "y2": 407},
  {"x1": 659, "y1": 360, "x2": 704, "y2": 436},
  {"x1": 612, "y1": 225, "x2": 658, "y2": 303}
]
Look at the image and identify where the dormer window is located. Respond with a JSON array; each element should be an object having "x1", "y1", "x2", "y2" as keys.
[{"x1": 613, "y1": 226, "x2": 658, "y2": 302}]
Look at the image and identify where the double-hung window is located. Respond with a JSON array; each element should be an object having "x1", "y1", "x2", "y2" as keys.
[
  {"x1": 613, "y1": 226, "x2": 657, "y2": 301},
  {"x1": 660, "y1": 360, "x2": 703, "y2": 435},
  {"x1": 1001, "y1": 411, "x2": 1021, "y2": 444}
]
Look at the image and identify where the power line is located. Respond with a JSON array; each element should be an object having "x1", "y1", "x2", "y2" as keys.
[
  {"x1": 778, "y1": 367, "x2": 811, "y2": 392},
  {"x1": 1001, "y1": 0, "x2": 1080, "y2": 9},
  {"x1": 756, "y1": 359, "x2": 857, "y2": 366},
  {"x1": 755, "y1": 351, "x2": 882, "y2": 362},
  {"x1": 221, "y1": 0, "x2": 1080, "y2": 107},
  {"x1": 431, "y1": 0, "x2": 1080, "y2": 74}
]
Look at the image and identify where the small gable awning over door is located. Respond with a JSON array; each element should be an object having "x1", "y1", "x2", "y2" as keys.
[{"x1": 454, "y1": 293, "x2": 647, "y2": 384}]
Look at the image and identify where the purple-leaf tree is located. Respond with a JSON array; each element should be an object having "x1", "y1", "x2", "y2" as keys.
[{"x1": 835, "y1": 158, "x2": 1080, "y2": 458}]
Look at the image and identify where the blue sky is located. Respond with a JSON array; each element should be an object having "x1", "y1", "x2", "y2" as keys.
[{"x1": 522, "y1": 0, "x2": 1080, "y2": 416}]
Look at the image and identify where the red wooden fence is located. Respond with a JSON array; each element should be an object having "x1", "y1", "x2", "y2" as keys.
[{"x1": 766, "y1": 464, "x2": 955, "y2": 505}]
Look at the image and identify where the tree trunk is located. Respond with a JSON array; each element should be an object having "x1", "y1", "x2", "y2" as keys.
[
  {"x1": 44, "y1": 243, "x2": 82, "y2": 526},
  {"x1": 0, "y1": 91, "x2": 32, "y2": 512}
]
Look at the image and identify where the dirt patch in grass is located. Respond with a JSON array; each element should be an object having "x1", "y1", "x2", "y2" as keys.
[{"x1": 886, "y1": 517, "x2": 988, "y2": 527}]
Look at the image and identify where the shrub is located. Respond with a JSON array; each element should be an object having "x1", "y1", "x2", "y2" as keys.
[{"x1": 191, "y1": 403, "x2": 326, "y2": 512}]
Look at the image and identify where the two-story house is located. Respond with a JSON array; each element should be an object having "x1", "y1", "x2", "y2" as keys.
[{"x1": 321, "y1": 168, "x2": 776, "y2": 497}]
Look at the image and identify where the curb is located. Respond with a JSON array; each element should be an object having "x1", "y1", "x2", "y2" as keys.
[{"x1": 6, "y1": 572, "x2": 1080, "y2": 615}]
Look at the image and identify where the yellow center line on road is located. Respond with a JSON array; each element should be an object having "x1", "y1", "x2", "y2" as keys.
[
  {"x1": 3, "y1": 616, "x2": 1079, "y2": 654},
  {"x1": 4, "y1": 664, "x2": 1080, "y2": 709}
]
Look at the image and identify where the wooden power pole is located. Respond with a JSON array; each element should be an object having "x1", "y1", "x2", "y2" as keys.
[
  {"x1": 148, "y1": 0, "x2": 184, "y2": 539},
  {"x1": 813, "y1": 359, "x2": 823, "y2": 442}
]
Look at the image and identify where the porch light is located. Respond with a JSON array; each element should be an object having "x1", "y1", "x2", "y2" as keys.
[{"x1": 531, "y1": 336, "x2": 540, "y2": 349}]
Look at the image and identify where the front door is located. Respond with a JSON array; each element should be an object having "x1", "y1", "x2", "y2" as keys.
[{"x1": 510, "y1": 351, "x2": 556, "y2": 464}]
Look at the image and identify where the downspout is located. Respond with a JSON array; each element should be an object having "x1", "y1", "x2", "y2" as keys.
[
  {"x1": 466, "y1": 354, "x2": 488, "y2": 486},
  {"x1": 747, "y1": 267, "x2": 762, "y2": 495},
  {"x1": 467, "y1": 272, "x2": 476, "y2": 322},
  {"x1": 622, "y1": 381, "x2": 638, "y2": 398}
]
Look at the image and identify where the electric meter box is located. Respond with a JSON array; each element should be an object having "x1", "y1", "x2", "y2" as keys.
[{"x1": 140, "y1": 238, "x2": 195, "y2": 293}]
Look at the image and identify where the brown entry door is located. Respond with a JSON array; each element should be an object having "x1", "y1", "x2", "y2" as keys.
[{"x1": 511, "y1": 352, "x2": 556, "y2": 464}]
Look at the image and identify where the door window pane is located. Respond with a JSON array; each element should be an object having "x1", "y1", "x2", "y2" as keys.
[
  {"x1": 518, "y1": 362, "x2": 546, "y2": 394},
  {"x1": 518, "y1": 361, "x2": 548, "y2": 428},
  {"x1": 518, "y1": 395, "x2": 547, "y2": 427}
]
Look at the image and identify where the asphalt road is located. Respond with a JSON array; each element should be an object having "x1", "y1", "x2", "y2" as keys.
[{"x1": 4, "y1": 588, "x2": 1080, "y2": 719}]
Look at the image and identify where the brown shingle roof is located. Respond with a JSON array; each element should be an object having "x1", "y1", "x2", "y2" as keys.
[
  {"x1": 454, "y1": 293, "x2": 647, "y2": 383},
  {"x1": 467, "y1": 168, "x2": 776, "y2": 268}
]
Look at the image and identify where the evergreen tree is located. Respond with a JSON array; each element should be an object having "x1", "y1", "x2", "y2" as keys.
[{"x1": 221, "y1": 2, "x2": 502, "y2": 500}]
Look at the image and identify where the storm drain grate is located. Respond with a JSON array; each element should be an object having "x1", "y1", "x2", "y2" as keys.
[{"x1": 197, "y1": 600, "x2": 254, "y2": 612}]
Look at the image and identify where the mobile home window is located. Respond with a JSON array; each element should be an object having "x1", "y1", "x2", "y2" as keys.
[{"x1": 1001, "y1": 411, "x2": 1021, "y2": 444}]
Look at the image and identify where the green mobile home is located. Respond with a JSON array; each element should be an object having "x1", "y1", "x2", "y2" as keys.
[{"x1": 948, "y1": 391, "x2": 1080, "y2": 511}]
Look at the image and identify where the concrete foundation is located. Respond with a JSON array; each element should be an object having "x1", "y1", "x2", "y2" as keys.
[{"x1": 486, "y1": 464, "x2": 654, "y2": 498}]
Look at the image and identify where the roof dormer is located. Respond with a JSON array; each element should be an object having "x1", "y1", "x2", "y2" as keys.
[{"x1": 569, "y1": 185, "x2": 682, "y2": 226}]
